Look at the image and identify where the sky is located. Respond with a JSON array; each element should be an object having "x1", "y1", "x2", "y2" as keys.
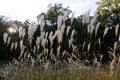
[{"x1": 0, "y1": 0, "x2": 99, "y2": 22}]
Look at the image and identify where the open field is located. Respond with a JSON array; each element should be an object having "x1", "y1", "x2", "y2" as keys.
[{"x1": 0, "y1": 2, "x2": 120, "y2": 79}]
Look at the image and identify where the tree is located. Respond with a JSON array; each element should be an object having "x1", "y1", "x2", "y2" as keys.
[
  {"x1": 97, "y1": 0, "x2": 120, "y2": 25},
  {"x1": 46, "y1": 3, "x2": 71, "y2": 26},
  {"x1": 13, "y1": 20, "x2": 23, "y2": 28}
]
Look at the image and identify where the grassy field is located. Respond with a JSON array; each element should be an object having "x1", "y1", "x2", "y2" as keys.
[
  {"x1": 0, "y1": 60, "x2": 120, "y2": 80},
  {"x1": 0, "y1": 10, "x2": 120, "y2": 80}
]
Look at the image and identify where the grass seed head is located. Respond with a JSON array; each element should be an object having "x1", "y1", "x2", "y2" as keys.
[
  {"x1": 115, "y1": 24, "x2": 119, "y2": 37},
  {"x1": 3, "y1": 33, "x2": 8, "y2": 44},
  {"x1": 103, "y1": 27, "x2": 109, "y2": 37}
]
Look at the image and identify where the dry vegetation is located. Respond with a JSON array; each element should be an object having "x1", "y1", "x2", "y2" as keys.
[{"x1": 0, "y1": 12, "x2": 120, "y2": 80}]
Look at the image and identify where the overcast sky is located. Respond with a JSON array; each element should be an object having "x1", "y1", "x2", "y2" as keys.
[{"x1": 0, "y1": 0, "x2": 99, "y2": 22}]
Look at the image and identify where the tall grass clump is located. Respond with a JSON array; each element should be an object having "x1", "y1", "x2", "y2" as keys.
[{"x1": 0, "y1": 11, "x2": 120, "y2": 80}]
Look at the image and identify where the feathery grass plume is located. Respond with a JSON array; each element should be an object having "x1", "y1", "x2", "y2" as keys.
[
  {"x1": 50, "y1": 49, "x2": 56, "y2": 61},
  {"x1": 71, "y1": 29, "x2": 75, "y2": 38},
  {"x1": 115, "y1": 24, "x2": 119, "y2": 37},
  {"x1": 33, "y1": 46, "x2": 36, "y2": 54},
  {"x1": 43, "y1": 48, "x2": 48, "y2": 55},
  {"x1": 103, "y1": 27, "x2": 109, "y2": 37},
  {"x1": 23, "y1": 52, "x2": 28, "y2": 61},
  {"x1": 66, "y1": 26, "x2": 71, "y2": 36},
  {"x1": 57, "y1": 14, "x2": 66, "y2": 44},
  {"x1": 19, "y1": 27, "x2": 25, "y2": 39},
  {"x1": 41, "y1": 38, "x2": 47, "y2": 49},
  {"x1": 31, "y1": 58, "x2": 35, "y2": 67},
  {"x1": 82, "y1": 41, "x2": 86, "y2": 49},
  {"x1": 0, "y1": 69, "x2": 4, "y2": 78},
  {"x1": 63, "y1": 10, "x2": 69, "y2": 22},
  {"x1": 69, "y1": 38, "x2": 73, "y2": 48},
  {"x1": 113, "y1": 42, "x2": 117, "y2": 54},
  {"x1": 39, "y1": 15, "x2": 45, "y2": 33},
  {"x1": 110, "y1": 56, "x2": 118, "y2": 77},
  {"x1": 28, "y1": 23, "x2": 37, "y2": 40},
  {"x1": 95, "y1": 22, "x2": 100, "y2": 36},
  {"x1": 90, "y1": 25, "x2": 95, "y2": 36},
  {"x1": 36, "y1": 37, "x2": 40, "y2": 50},
  {"x1": 7, "y1": 37, "x2": 11, "y2": 46},
  {"x1": 11, "y1": 42, "x2": 14, "y2": 51},
  {"x1": 41, "y1": 38, "x2": 46, "y2": 48},
  {"x1": 82, "y1": 10, "x2": 90, "y2": 24},
  {"x1": 18, "y1": 50, "x2": 24, "y2": 60},
  {"x1": 40, "y1": 31, "x2": 45, "y2": 45},
  {"x1": 27, "y1": 53, "x2": 31, "y2": 59},
  {"x1": 87, "y1": 43, "x2": 91, "y2": 52},
  {"x1": 15, "y1": 42, "x2": 18, "y2": 50},
  {"x1": 44, "y1": 48, "x2": 48, "y2": 59},
  {"x1": 18, "y1": 27, "x2": 22, "y2": 38},
  {"x1": 61, "y1": 24, "x2": 66, "y2": 32},
  {"x1": 90, "y1": 13, "x2": 97, "y2": 25},
  {"x1": 71, "y1": 12, "x2": 75, "y2": 24},
  {"x1": 45, "y1": 61, "x2": 50, "y2": 71},
  {"x1": 97, "y1": 54, "x2": 103, "y2": 68},
  {"x1": 93, "y1": 57, "x2": 99, "y2": 68},
  {"x1": 110, "y1": 42, "x2": 118, "y2": 77},
  {"x1": 40, "y1": 31, "x2": 45, "y2": 40},
  {"x1": 57, "y1": 29, "x2": 63, "y2": 44},
  {"x1": 45, "y1": 32, "x2": 48, "y2": 39},
  {"x1": 93, "y1": 53, "x2": 103, "y2": 69},
  {"x1": 87, "y1": 24, "x2": 91, "y2": 34},
  {"x1": 49, "y1": 31, "x2": 57, "y2": 47},
  {"x1": 49, "y1": 31, "x2": 53, "y2": 48},
  {"x1": 37, "y1": 13, "x2": 41, "y2": 24},
  {"x1": 37, "y1": 14, "x2": 45, "y2": 36},
  {"x1": 62, "y1": 50, "x2": 67, "y2": 58},
  {"x1": 20, "y1": 40, "x2": 23, "y2": 51},
  {"x1": 98, "y1": 38, "x2": 101, "y2": 47},
  {"x1": 3, "y1": 33, "x2": 8, "y2": 44},
  {"x1": 53, "y1": 31, "x2": 57, "y2": 39},
  {"x1": 57, "y1": 15, "x2": 63, "y2": 29},
  {"x1": 57, "y1": 11, "x2": 67, "y2": 43}
]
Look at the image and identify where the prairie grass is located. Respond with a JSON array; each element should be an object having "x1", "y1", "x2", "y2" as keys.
[
  {"x1": 0, "y1": 60, "x2": 120, "y2": 80},
  {"x1": 0, "y1": 11, "x2": 120, "y2": 80}
]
